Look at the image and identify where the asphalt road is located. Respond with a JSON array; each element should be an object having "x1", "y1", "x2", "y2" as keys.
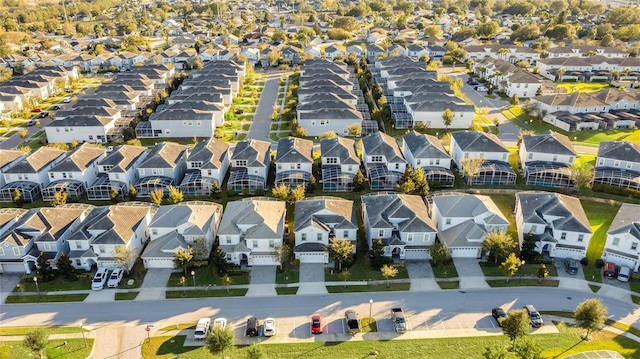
[{"x1": 247, "y1": 70, "x2": 282, "y2": 142}]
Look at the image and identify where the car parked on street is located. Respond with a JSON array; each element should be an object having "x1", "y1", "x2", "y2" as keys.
[
  {"x1": 565, "y1": 259, "x2": 579, "y2": 275},
  {"x1": 39, "y1": 111, "x2": 49, "y2": 118},
  {"x1": 474, "y1": 85, "x2": 488, "y2": 91},
  {"x1": 27, "y1": 120, "x2": 36, "y2": 126},
  {"x1": 246, "y1": 317, "x2": 259, "y2": 337},
  {"x1": 524, "y1": 305, "x2": 543, "y2": 328},
  {"x1": 345, "y1": 310, "x2": 361, "y2": 334},
  {"x1": 63, "y1": 96, "x2": 72, "y2": 103},
  {"x1": 107, "y1": 268, "x2": 124, "y2": 288},
  {"x1": 263, "y1": 317, "x2": 276, "y2": 337},
  {"x1": 91, "y1": 268, "x2": 109, "y2": 290},
  {"x1": 30, "y1": 108, "x2": 42, "y2": 113},
  {"x1": 213, "y1": 318, "x2": 227, "y2": 330},
  {"x1": 194, "y1": 318, "x2": 211, "y2": 340},
  {"x1": 491, "y1": 307, "x2": 507, "y2": 326},
  {"x1": 51, "y1": 105, "x2": 60, "y2": 110},
  {"x1": 311, "y1": 315, "x2": 322, "y2": 334}
]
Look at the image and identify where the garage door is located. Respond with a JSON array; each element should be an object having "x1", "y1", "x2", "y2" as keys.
[
  {"x1": 554, "y1": 248, "x2": 583, "y2": 260},
  {"x1": 0, "y1": 262, "x2": 25, "y2": 273},
  {"x1": 451, "y1": 247, "x2": 480, "y2": 258},
  {"x1": 249, "y1": 254, "x2": 278, "y2": 266},
  {"x1": 143, "y1": 258, "x2": 175, "y2": 269},
  {"x1": 603, "y1": 250, "x2": 636, "y2": 269},
  {"x1": 296, "y1": 252, "x2": 327, "y2": 263},
  {"x1": 404, "y1": 248, "x2": 430, "y2": 260}
]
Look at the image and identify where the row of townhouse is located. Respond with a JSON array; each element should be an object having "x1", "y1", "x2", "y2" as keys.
[
  {"x1": 0, "y1": 66, "x2": 79, "y2": 112},
  {"x1": 532, "y1": 88, "x2": 640, "y2": 132},
  {"x1": 136, "y1": 60, "x2": 245, "y2": 139},
  {"x1": 45, "y1": 64, "x2": 175, "y2": 144},
  {"x1": 465, "y1": 44, "x2": 541, "y2": 64},
  {"x1": 371, "y1": 56, "x2": 475, "y2": 129},
  {"x1": 297, "y1": 59, "x2": 374, "y2": 137},
  {"x1": 472, "y1": 57, "x2": 543, "y2": 98},
  {"x1": 365, "y1": 44, "x2": 446, "y2": 64},
  {"x1": 537, "y1": 56, "x2": 640, "y2": 83}
]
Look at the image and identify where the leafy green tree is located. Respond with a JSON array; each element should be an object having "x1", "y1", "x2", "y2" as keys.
[
  {"x1": 520, "y1": 229, "x2": 538, "y2": 262},
  {"x1": 482, "y1": 345, "x2": 509, "y2": 359},
  {"x1": 500, "y1": 253, "x2": 522, "y2": 283},
  {"x1": 569, "y1": 162, "x2": 594, "y2": 191},
  {"x1": 206, "y1": 326, "x2": 235, "y2": 357},
  {"x1": 319, "y1": 131, "x2": 338, "y2": 139},
  {"x1": 128, "y1": 185, "x2": 138, "y2": 200},
  {"x1": 173, "y1": 247, "x2": 193, "y2": 275},
  {"x1": 370, "y1": 238, "x2": 390, "y2": 269},
  {"x1": 482, "y1": 230, "x2": 518, "y2": 264},
  {"x1": 110, "y1": 188, "x2": 120, "y2": 203},
  {"x1": 537, "y1": 264, "x2": 549, "y2": 283},
  {"x1": 411, "y1": 167, "x2": 430, "y2": 196},
  {"x1": 211, "y1": 247, "x2": 228, "y2": 276},
  {"x1": 574, "y1": 298, "x2": 608, "y2": 340},
  {"x1": 328, "y1": 238, "x2": 355, "y2": 271},
  {"x1": 502, "y1": 309, "x2": 531, "y2": 344},
  {"x1": 149, "y1": 189, "x2": 164, "y2": 205},
  {"x1": 339, "y1": 269, "x2": 351, "y2": 288},
  {"x1": 56, "y1": 252, "x2": 76, "y2": 281},
  {"x1": 353, "y1": 169, "x2": 367, "y2": 192},
  {"x1": 245, "y1": 342, "x2": 264, "y2": 359},
  {"x1": 430, "y1": 241, "x2": 451, "y2": 266},
  {"x1": 510, "y1": 94, "x2": 519, "y2": 106},
  {"x1": 442, "y1": 108, "x2": 454, "y2": 131},
  {"x1": 23, "y1": 328, "x2": 48, "y2": 359},
  {"x1": 460, "y1": 158, "x2": 485, "y2": 185},
  {"x1": 477, "y1": 21, "x2": 500, "y2": 38},
  {"x1": 397, "y1": 177, "x2": 415, "y2": 194},
  {"x1": 271, "y1": 183, "x2": 290, "y2": 202},
  {"x1": 271, "y1": 243, "x2": 292, "y2": 271},
  {"x1": 381, "y1": 264, "x2": 398, "y2": 288},
  {"x1": 112, "y1": 245, "x2": 137, "y2": 275},
  {"x1": 37, "y1": 252, "x2": 55, "y2": 282},
  {"x1": 289, "y1": 184, "x2": 305, "y2": 205},
  {"x1": 514, "y1": 337, "x2": 542, "y2": 359}
]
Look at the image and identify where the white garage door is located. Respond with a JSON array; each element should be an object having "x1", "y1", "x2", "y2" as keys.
[
  {"x1": 0, "y1": 262, "x2": 26, "y2": 273},
  {"x1": 296, "y1": 252, "x2": 327, "y2": 263},
  {"x1": 143, "y1": 258, "x2": 175, "y2": 269},
  {"x1": 603, "y1": 251, "x2": 636, "y2": 269},
  {"x1": 451, "y1": 247, "x2": 480, "y2": 258},
  {"x1": 249, "y1": 254, "x2": 278, "y2": 266},
  {"x1": 553, "y1": 248, "x2": 584, "y2": 260},
  {"x1": 404, "y1": 248, "x2": 430, "y2": 260}
]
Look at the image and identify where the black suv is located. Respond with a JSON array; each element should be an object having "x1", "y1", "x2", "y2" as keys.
[{"x1": 565, "y1": 259, "x2": 579, "y2": 275}]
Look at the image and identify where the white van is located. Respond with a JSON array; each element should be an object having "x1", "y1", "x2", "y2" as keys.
[
  {"x1": 617, "y1": 266, "x2": 631, "y2": 282},
  {"x1": 194, "y1": 318, "x2": 211, "y2": 340}
]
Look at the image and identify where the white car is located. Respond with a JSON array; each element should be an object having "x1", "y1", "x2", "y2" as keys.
[
  {"x1": 213, "y1": 318, "x2": 227, "y2": 330},
  {"x1": 91, "y1": 268, "x2": 109, "y2": 290},
  {"x1": 194, "y1": 318, "x2": 211, "y2": 340},
  {"x1": 475, "y1": 85, "x2": 488, "y2": 92},
  {"x1": 63, "y1": 96, "x2": 71, "y2": 103},
  {"x1": 107, "y1": 268, "x2": 124, "y2": 288},
  {"x1": 263, "y1": 317, "x2": 276, "y2": 337}
]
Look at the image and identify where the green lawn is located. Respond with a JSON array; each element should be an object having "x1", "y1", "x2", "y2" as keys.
[
  {"x1": 582, "y1": 199, "x2": 621, "y2": 263},
  {"x1": 167, "y1": 265, "x2": 250, "y2": 287},
  {"x1": 165, "y1": 288, "x2": 247, "y2": 299},
  {"x1": 556, "y1": 82, "x2": 610, "y2": 93},
  {"x1": 486, "y1": 279, "x2": 560, "y2": 287},
  {"x1": 275, "y1": 287, "x2": 298, "y2": 295},
  {"x1": 630, "y1": 279, "x2": 640, "y2": 294},
  {"x1": 361, "y1": 317, "x2": 377, "y2": 333},
  {"x1": 431, "y1": 263, "x2": 459, "y2": 278},
  {"x1": 633, "y1": 295, "x2": 640, "y2": 305},
  {"x1": 5, "y1": 294, "x2": 88, "y2": 303},
  {"x1": 324, "y1": 258, "x2": 409, "y2": 282},
  {"x1": 487, "y1": 194, "x2": 517, "y2": 236},
  {"x1": 437, "y1": 281, "x2": 460, "y2": 289},
  {"x1": 275, "y1": 268, "x2": 300, "y2": 284},
  {"x1": 584, "y1": 265, "x2": 603, "y2": 283},
  {"x1": 14, "y1": 275, "x2": 92, "y2": 292},
  {"x1": 326, "y1": 283, "x2": 410, "y2": 293},
  {"x1": 141, "y1": 322, "x2": 640, "y2": 359},
  {"x1": 0, "y1": 339, "x2": 93, "y2": 359},
  {"x1": 480, "y1": 262, "x2": 559, "y2": 277},
  {"x1": 0, "y1": 326, "x2": 90, "y2": 336},
  {"x1": 115, "y1": 291, "x2": 139, "y2": 301},
  {"x1": 589, "y1": 284, "x2": 602, "y2": 293}
]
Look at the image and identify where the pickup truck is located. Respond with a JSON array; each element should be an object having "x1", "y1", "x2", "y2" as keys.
[
  {"x1": 391, "y1": 308, "x2": 407, "y2": 332},
  {"x1": 344, "y1": 310, "x2": 361, "y2": 334}
]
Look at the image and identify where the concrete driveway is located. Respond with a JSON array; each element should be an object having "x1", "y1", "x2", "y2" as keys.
[
  {"x1": 554, "y1": 258, "x2": 590, "y2": 292},
  {"x1": 297, "y1": 263, "x2": 328, "y2": 295},
  {"x1": 135, "y1": 268, "x2": 173, "y2": 301},
  {"x1": 453, "y1": 258, "x2": 490, "y2": 289},
  {"x1": 246, "y1": 265, "x2": 277, "y2": 297},
  {"x1": 0, "y1": 273, "x2": 21, "y2": 303},
  {"x1": 405, "y1": 261, "x2": 440, "y2": 292},
  {"x1": 247, "y1": 71, "x2": 281, "y2": 142}
]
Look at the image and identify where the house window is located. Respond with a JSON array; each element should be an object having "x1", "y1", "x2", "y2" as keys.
[
  {"x1": 531, "y1": 225, "x2": 537, "y2": 232},
  {"x1": 13, "y1": 247, "x2": 20, "y2": 256},
  {"x1": 277, "y1": 164, "x2": 282, "y2": 170},
  {"x1": 626, "y1": 162, "x2": 632, "y2": 169},
  {"x1": 445, "y1": 218, "x2": 451, "y2": 225},
  {"x1": 75, "y1": 259, "x2": 81, "y2": 266},
  {"x1": 614, "y1": 160, "x2": 620, "y2": 167},
  {"x1": 197, "y1": 121, "x2": 201, "y2": 126},
  {"x1": 191, "y1": 162, "x2": 202, "y2": 168},
  {"x1": 553, "y1": 155, "x2": 558, "y2": 162},
  {"x1": 165, "y1": 129, "x2": 171, "y2": 135},
  {"x1": 343, "y1": 230, "x2": 349, "y2": 238},
  {"x1": 290, "y1": 164, "x2": 295, "y2": 170},
  {"x1": 269, "y1": 240, "x2": 275, "y2": 248},
  {"x1": 50, "y1": 173, "x2": 55, "y2": 179},
  {"x1": 371, "y1": 156, "x2": 383, "y2": 162},
  {"x1": 407, "y1": 233, "x2": 413, "y2": 242},
  {"x1": 0, "y1": 248, "x2": 3, "y2": 256},
  {"x1": 297, "y1": 163, "x2": 301, "y2": 169},
  {"x1": 631, "y1": 242, "x2": 637, "y2": 251},
  {"x1": 226, "y1": 237, "x2": 231, "y2": 244},
  {"x1": 301, "y1": 233, "x2": 307, "y2": 241},
  {"x1": 416, "y1": 159, "x2": 421, "y2": 166},
  {"x1": 75, "y1": 241, "x2": 82, "y2": 249},
  {"x1": 152, "y1": 229, "x2": 157, "y2": 235},
  {"x1": 560, "y1": 232, "x2": 567, "y2": 240},
  {"x1": 99, "y1": 245, "x2": 105, "y2": 253},
  {"x1": 252, "y1": 241, "x2": 258, "y2": 248},
  {"x1": 612, "y1": 237, "x2": 619, "y2": 246},
  {"x1": 88, "y1": 135, "x2": 94, "y2": 141},
  {"x1": 317, "y1": 233, "x2": 322, "y2": 241},
  {"x1": 378, "y1": 229, "x2": 384, "y2": 237},
  {"x1": 114, "y1": 173, "x2": 119, "y2": 179},
  {"x1": 577, "y1": 234, "x2": 584, "y2": 242},
  {"x1": 326, "y1": 158, "x2": 337, "y2": 164},
  {"x1": 139, "y1": 169, "x2": 145, "y2": 176},
  {"x1": 43, "y1": 243, "x2": 51, "y2": 251},
  {"x1": 435, "y1": 159, "x2": 440, "y2": 166},
  {"x1": 395, "y1": 163, "x2": 400, "y2": 170}
]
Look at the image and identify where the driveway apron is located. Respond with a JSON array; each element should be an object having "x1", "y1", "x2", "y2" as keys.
[
  {"x1": 453, "y1": 258, "x2": 490, "y2": 289},
  {"x1": 297, "y1": 263, "x2": 328, "y2": 295},
  {"x1": 405, "y1": 261, "x2": 440, "y2": 292},
  {"x1": 134, "y1": 268, "x2": 173, "y2": 301},
  {"x1": 246, "y1": 265, "x2": 277, "y2": 297}
]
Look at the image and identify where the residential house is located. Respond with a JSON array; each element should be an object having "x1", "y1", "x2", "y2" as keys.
[
  {"x1": 217, "y1": 198, "x2": 286, "y2": 266},
  {"x1": 602, "y1": 204, "x2": 640, "y2": 272},
  {"x1": 275, "y1": 137, "x2": 314, "y2": 188},
  {"x1": 402, "y1": 131, "x2": 454, "y2": 187},
  {"x1": 519, "y1": 131, "x2": 577, "y2": 189},
  {"x1": 67, "y1": 203, "x2": 153, "y2": 271},
  {"x1": 133, "y1": 142, "x2": 189, "y2": 197},
  {"x1": 346, "y1": 45, "x2": 365, "y2": 60},
  {"x1": 515, "y1": 192, "x2": 592, "y2": 259},
  {"x1": 0, "y1": 150, "x2": 26, "y2": 188},
  {"x1": 180, "y1": 138, "x2": 230, "y2": 196},
  {"x1": 87, "y1": 145, "x2": 148, "y2": 200},
  {"x1": 362, "y1": 132, "x2": 407, "y2": 190},
  {"x1": 361, "y1": 193, "x2": 437, "y2": 260},
  {"x1": 473, "y1": 57, "x2": 542, "y2": 98},
  {"x1": 320, "y1": 137, "x2": 360, "y2": 192},
  {"x1": 227, "y1": 139, "x2": 271, "y2": 193},
  {"x1": 0, "y1": 208, "x2": 30, "y2": 273},
  {"x1": 594, "y1": 141, "x2": 640, "y2": 191},
  {"x1": 42, "y1": 144, "x2": 106, "y2": 201},
  {"x1": 141, "y1": 201, "x2": 223, "y2": 268},
  {"x1": 0, "y1": 147, "x2": 67, "y2": 203},
  {"x1": 293, "y1": 197, "x2": 357, "y2": 264},
  {"x1": 324, "y1": 45, "x2": 344, "y2": 61},
  {"x1": 431, "y1": 193, "x2": 509, "y2": 258},
  {"x1": 450, "y1": 131, "x2": 516, "y2": 186}
]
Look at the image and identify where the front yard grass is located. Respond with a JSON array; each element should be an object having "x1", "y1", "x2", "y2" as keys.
[
  {"x1": 324, "y1": 258, "x2": 409, "y2": 282},
  {"x1": 158, "y1": 323, "x2": 196, "y2": 332},
  {"x1": 326, "y1": 283, "x2": 410, "y2": 293},
  {"x1": 0, "y1": 326, "x2": 90, "y2": 336},
  {"x1": 431, "y1": 262, "x2": 459, "y2": 278},
  {"x1": 0, "y1": 339, "x2": 93, "y2": 359},
  {"x1": 486, "y1": 279, "x2": 559, "y2": 287},
  {"x1": 589, "y1": 284, "x2": 601, "y2": 293},
  {"x1": 167, "y1": 265, "x2": 250, "y2": 287},
  {"x1": 142, "y1": 322, "x2": 640, "y2": 359},
  {"x1": 115, "y1": 291, "x2": 139, "y2": 301},
  {"x1": 480, "y1": 262, "x2": 559, "y2": 277},
  {"x1": 437, "y1": 281, "x2": 460, "y2": 289},
  {"x1": 275, "y1": 268, "x2": 299, "y2": 284},
  {"x1": 165, "y1": 288, "x2": 248, "y2": 299},
  {"x1": 629, "y1": 279, "x2": 640, "y2": 294},
  {"x1": 556, "y1": 81, "x2": 610, "y2": 93},
  {"x1": 582, "y1": 199, "x2": 621, "y2": 264},
  {"x1": 633, "y1": 295, "x2": 640, "y2": 305},
  {"x1": 275, "y1": 287, "x2": 298, "y2": 295},
  {"x1": 5, "y1": 293, "x2": 88, "y2": 303},
  {"x1": 583, "y1": 265, "x2": 603, "y2": 283},
  {"x1": 14, "y1": 275, "x2": 92, "y2": 292}
]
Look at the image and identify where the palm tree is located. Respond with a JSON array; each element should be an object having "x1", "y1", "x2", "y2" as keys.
[{"x1": 556, "y1": 67, "x2": 566, "y2": 82}]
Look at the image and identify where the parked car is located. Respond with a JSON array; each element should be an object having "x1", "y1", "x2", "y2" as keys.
[
  {"x1": 468, "y1": 80, "x2": 480, "y2": 86},
  {"x1": 246, "y1": 317, "x2": 259, "y2": 337},
  {"x1": 310, "y1": 314, "x2": 322, "y2": 334},
  {"x1": 51, "y1": 105, "x2": 60, "y2": 110},
  {"x1": 565, "y1": 259, "x2": 579, "y2": 275},
  {"x1": 107, "y1": 268, "x2": 124, "y2": 288},
  {"x1": 391, "y1": 307, "x2": 407, "y2": 332},
  {"x1": 235, "y1": 109, "x2": 244, "y2": 114},
  {"x1": 39, "y1": 111, "x2": 49, "y2": 118},
  {"x1": 63, "y1": 96, "x2": 72, "y2": 103},
  {"x1": 105, "y1": 72, "x2": 114, "y2": 78},
  {"x1": 603, "y1": 262, "x2": 617, "y2": 279},
  {"x1": 30, "y1": 108, "x2": 42, "y2": 113},
  {"x1": 91, "y1": 268, "x2": 109, "y2": 290},
  {"x1": 491, "y1": 307, "x2": 507, "y2": 327},
  {"x1": 212, "y1": 318, "x2": 227, "y2": 330},
  {"x1": 26, "y1": 119, "x2": 36, "y2": 126},
  {"x1": 194, "y1": 318, "x2": 211, "y2": 340},
  {"x1": 263, "y1": 317, "x2": 276, "y2": 337},
  {"x1": 475, "y1": 85, "x2": 488, "y2": 91},
  {"x1": 524, "y1": 305, "x2": 543, "y2": 328},
  {"x1": 617, "y1": 266, "x2": 631, "y2": 282},
  {"x1": 344, "y1": 310, "x2": 361, "y2": 334}
]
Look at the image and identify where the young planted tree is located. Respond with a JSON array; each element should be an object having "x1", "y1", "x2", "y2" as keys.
[
  {"x1": 271, "y1": 243, "x2": 292, "y2": 271},
  {"x1": 482, "y1": 230, "x2": 518, "y2": 264},
  {"x1": 380, "y1": 264, "x2": 398, "y2": 288},
  {"x1": 271, "y1": 183, "x2": 290, "y2": 202},
  {"x1": 328, "y1": 238, "x2": 355, "y2": 271},
  {"x1": 12, "y1": 189, "x2": 23, "y2": 207},
  {"x1": 110, "y1": 188, "x2": 120, "y2": 203},
  {"x1": 411, "y1": 167, "x2": 430, "y2": 197},
  {"x1": 56, "y1": 252, "x2": 76, "y2": 281},
  {"x1": 482, "y1": 345, "x2": 509, "y2": 359},
  {"x1": 339, "y1": 269, "x2": 351, "y2": 288},
  {"x1": 430, "y1": 241, "x2": 451, "y2": 266},
  {"x1": 459, "y1": 158, "x2": 485, "y2": 185},
  {"x1": 245, "y1": 343, "x2": 265, "y2": 359},
  {"x1": 353, "y1": 169, "x2": 367, "y2": 192},
  {"x1": 149, "y1": 189, "x2": 164, "y2": 205},
  {"x1": 211, "y1": 247, "x2": 228, "y2": 276},
  {"x1": 569, "y1": 162, "x2": 595, "y2": 191},
  {"x1": 520, "y1": 229, "x2": 538, "y2": 262},
  {"x1": 500, "y1": 252, "x2": 522, "y2": 283},
  {"x1": 128, "y1": 184, "x2": 137, "y2": 200},
  {"x1": 37, "y1": 252, "x2": 55, "y2": 282},
  {"x1": 173, "y1": 247, "x2": 194, "y2": 275},
  {"x1": 537, "y1": 264, "x2": 549, "y2": 283},
  {"x1": 222, "y1": 274, "x2": 232, "y2": 294},
  {"x1": 112, "y1": 245, "x2": 138, "y2": 275},
  {"x1": 502, "y1": 309, "x2": 531, "y2": 344},
  {"x1": 370, "y1": 238, "x2": 391, "y2": 269},
  {"x1": 23, "y1": 328, "x2": 48, "y2": 359},
  {"x1": 289, "y1": 184, "x2": 306, "y2": 205},
  {"x1": 441, "y1": 108, "x2": 454, "y2": 131},
  {"x1": 574, "y1": 298, "x2": 608, "y2": 340},
  {"x1": 207, "y1": 326, "x2": 235, "y2": 358},
  {"x1": 52, "y1": 190, "x2": 68, "y2": 207},
  {"x1": 167, "y1": 185, "x2": 183, "y2": 204}
]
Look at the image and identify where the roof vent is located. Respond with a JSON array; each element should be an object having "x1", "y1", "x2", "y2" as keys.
[
  {"x1": 625, "y1": 147, "x2": 630, "y2": 151},
  {"x1": 482, "y1": 138, "x2": 488, "y2": 142}
]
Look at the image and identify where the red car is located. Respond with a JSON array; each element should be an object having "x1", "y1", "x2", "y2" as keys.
[
  {"x1": 30, "y1": 108, "x2": 42, "y2": 113},
  {"x1": 311, "y1": 314, "x2": 322, "y2": 334}
]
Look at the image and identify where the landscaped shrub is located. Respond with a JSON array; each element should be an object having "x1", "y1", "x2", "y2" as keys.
[
  {"x1": 254, "y1": 189, "x2": 264, "y2": 196},
  {"x1": 595, "y1": 258, "x2": 605, "y2": 268},
  {"x1": 531, "y1": 258, "x2": 553, "y2": 265},
  {"x1": 592, "y1": 183, "x2": 640, "y2": 199},
  {"x1": 580, "y1": 257, "x2": 589, "y2": 266}
]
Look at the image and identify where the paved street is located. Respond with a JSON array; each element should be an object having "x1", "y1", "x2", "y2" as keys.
[{"x1": 247, "y1": 71, "x2": 281, "y2": 142}]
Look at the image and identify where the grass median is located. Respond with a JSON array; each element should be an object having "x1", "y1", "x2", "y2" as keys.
[
  {"x1": 5, "y1": 293, "x2": 88, "y2": 303},
  {"x1": 165, "y1": 288, "x2": 247, "y2": 299},
  {"x1": 326, "y1": 283, "x2": 410, "y2": 293},
  {"x1": 0, "y1": 339, "x2": 93, "y2": 359}
]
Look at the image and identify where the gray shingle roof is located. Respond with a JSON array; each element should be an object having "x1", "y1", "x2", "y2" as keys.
[
  {"x1": 451, "y1": 131, "x2": 508, "y2": 153},
  {"x1": 138, "y1": 142, "x2": 189, "y2": 169},
  {"x1": 275, "y1": 137, "x2": 313, "y2": 164},
  {"x1": 516, "y1": 192, "x2": 592, "y2": 233},
  {"x1": 597, "y1": 141, "x2": 640, "y2": 163},
  {"x1": 362, "y1": 193, "x2": 436, "y2": 233},
  {"x1": 232, "y1": 139, "x2": 270, "y2": 167},
  {"x1": 521, "y1": 131, "x2": 576, "y2": 156},
  {"x1": 4, "y1": 147, "x2": 66, "y2": 174},
  {"x1": 99, "y1": 145, "x2": 148, "y2": 172},
  {"x1": 0, "y1": 149, "x2": 25, "y2": 169},
  {"x1": 362, "y1": 132, "x2": 406, "y2": 164},
  {"x1": 294, "y1": 197, "x2": 356, "y2": 232},
  {"x1": 218, "y1": 199, "x2": 285, "y2": 239},
  {"x1": 320, "y1": 137, "x2": 359, "y2": 165},
  {"x1": 607, "y1": 203, "x2": 640, "y2": 239},
  {"x1": 433, "y1": 193, "x2": 509, "y2": 226},
  {"x1": 402, "y1": 131, "x2": 449, "y2": 160},
  {"x1": 49, "y1": 144, "x2": 105, "y2": 172},
  {"x1": 188, "y1": 138, "x2": 229, "y2": 170}
]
